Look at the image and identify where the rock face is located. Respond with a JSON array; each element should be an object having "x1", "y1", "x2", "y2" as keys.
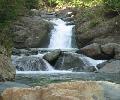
[
  {"x1": 54, "y1": 52, "x2": 95, "y2": 72},
  {"x1": 80, "y1": 43, "x2": 102, "y2": 59},
  {"x1": 1, "y1": 81, "x2": 120, "y2": 100},
  {"x1": 80, "y1": 43, "x2": 120, "y2": 60},
  {"x1": 0, "y1": 46, "x2": 15, "y2": 81},
  {"x1": 75, "y1": 13, "x2": 120, "y2": 48},
  {"x1": 43, "y1": 49, "x2": 61, "y2": 65},
  {"x1": 12, "y1": 16, "x2": 53, "y2": 49},
  {"x1": 12, "y1": 56, "x2": 48, "y2": 71},
  {"x1": 97, "y1": 60, "x2": 120, "y2": 73}
]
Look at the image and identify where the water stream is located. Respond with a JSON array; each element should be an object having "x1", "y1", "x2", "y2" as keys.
[
  {"x1": 49, "y1": 19, "x2": 74, "y2": 49},
  {"x1": 12, "y1": 18, "x2": 105, "y2": 74}
]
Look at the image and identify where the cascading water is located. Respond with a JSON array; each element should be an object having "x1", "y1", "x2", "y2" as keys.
[
  {"x1": 49, "y1": 19, "x2": 74, "y2": 49},
  {"x1": 12, "y1": 18, "x2": 105, "y2": 74}
]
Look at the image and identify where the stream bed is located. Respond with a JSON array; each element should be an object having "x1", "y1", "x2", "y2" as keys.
[{"x1": 15, "y1": 72, "x2": 120, "y2": 86}]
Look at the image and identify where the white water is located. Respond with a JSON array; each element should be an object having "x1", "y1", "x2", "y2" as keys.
[
  {"x1": 49, "y1": 19, "x2": 74, "y2": 49},
  {"x1": 80, "y1": 55, "x2": 106, "y2": 71},
  {"x1": 14, "y1": 18, "x2": 106, "y2": 74},
  {"x1": 43, "y1": 59, "x2": 54, "y2": 71}
]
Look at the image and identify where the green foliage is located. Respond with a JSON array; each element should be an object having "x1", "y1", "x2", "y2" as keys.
[
  {"x1": 42, "y1": 0, "x2": 102, "y2": 8},
  {"x1": 0, "y1": 0, "x2": 25, "y2": 23},
  {"x1": 103, "y1": 0, "x2": 120, "y2": 12},
  {"x1": 25, "y1": 0, "x2": 39, "y2": 9},
  {"x1": 89, "y1": 19, "x2": 100, "y2": 28},
  {"x1": 0, "y1": 0, "x2": 26, "y2": 53}
]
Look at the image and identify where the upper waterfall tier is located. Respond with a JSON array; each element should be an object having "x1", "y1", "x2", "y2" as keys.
[{"x1": 48, "y1": 19, "x2": 74, "y2": 49}]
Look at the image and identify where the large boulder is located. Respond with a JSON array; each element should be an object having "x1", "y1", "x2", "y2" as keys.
[
  {"x1": 43, "y1": 49, "x2": 61, "y2": 65},
  {"x1": 80, "y1": 43, "x2": 120, "y2": 60},
  {"x1": 97, "y1": 60, "x2": 120, "y2": 74},
  {"x1": 0, "y1": 45, "x2": 15, "y2": 81},
  {"x1": 75, "y1": 7, "x2": 120, "y2": 48},
  {"x1": 1, "y1": 81, "x2": 120, "y2": 100},
  {"x1": 80, "y1": 43, "x2": 103, "y2": 59},
  {"x1": 12, "y1": 55, "x2": 49, "y2": 71},
  {"x1": 12, "y1": 16, "x2": 53, "y2": 49},
  {"x1": 54, "y1": 52, "x2": 96, "y2": 72}
]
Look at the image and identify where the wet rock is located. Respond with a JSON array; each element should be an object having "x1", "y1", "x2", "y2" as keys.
[
  {"x1": 54, "y1": 52, "x2": 95, "y2": 72},
  {"x1": 1, "y1": 81, "x2": 120, "y2": 100},
  {"x1": 66, "y1": 21, "x2": 75, "y2": 25},
  {"x1": 62, "y1": 17, "x2": 74, "y2": 22},
  {"x1": 12, "y1": 48, "x2": 39, "y2": 56},
  {"x1": 41, "y1": 12, "x2": 57, "y2": 18},
  {"x1": 43, "y1": 49, "x2": 61, "y2": 65},
  {"x1": 12, "y1": 48, "x2": 21, "y2": 55},
  {"x1": 98, "y1": 60, "x2": 120, "y2": 74},
  {"x1": 12, "y1": 16, "x2": 53, "y2": 49},
  {"x1": 12, "y1": 56, "x2": 48, "y2": 71}
]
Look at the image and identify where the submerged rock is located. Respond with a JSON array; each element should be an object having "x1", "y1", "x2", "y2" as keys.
[
  {"x1": 12, "y1": 56, "x2": 48, "y2": 71},
  {"x1": 54, "y1": 52, "x2": 95, "y2": 72},
  {"x1": 1, "y1": 81, "x2": 120, "y2": 100},
  {"x1": 43, "y1": 49, "x2": 61, "y2": 65}
]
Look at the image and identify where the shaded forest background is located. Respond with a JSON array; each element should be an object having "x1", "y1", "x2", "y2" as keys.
[{"x1": 0, "y1": 0, "x2": 120, "y2": 53}]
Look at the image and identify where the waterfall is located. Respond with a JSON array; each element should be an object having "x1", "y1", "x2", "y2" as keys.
[
  {"x1": 12, "y1": 18, "x2": 105, "y2": 73},
  {"x1": 49, "y1": 19, "x2": 74, "y2": 49},
  {"x1": 12, "y1": 55, "x2": 54, "y2": 71}
]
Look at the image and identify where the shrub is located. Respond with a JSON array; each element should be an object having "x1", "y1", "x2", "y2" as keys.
[
  {"x1": 103, "y1": 0, "x2": 120, "y2": 12},
  {"x1": 25, "y1": 0, "x2": 39, "y2": 9}
]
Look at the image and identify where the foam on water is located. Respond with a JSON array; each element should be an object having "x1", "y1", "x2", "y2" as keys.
[
  {"x1": 13, "y1": 18, "x2": 106, "y2": 74},
  {"x1": 49, "y1": 19, "x2": 74, "y2": 49},
  {"x1": 16, "y1": 70, "x2": 73, "y2": 74}
]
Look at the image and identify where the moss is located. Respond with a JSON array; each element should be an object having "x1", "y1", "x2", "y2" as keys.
[
  {"x1": 89, "y1": 19, "x2": 100, "y2": 28},
  {"x1": 74, "y1": 4, "x2": 109, "y2": 34}
]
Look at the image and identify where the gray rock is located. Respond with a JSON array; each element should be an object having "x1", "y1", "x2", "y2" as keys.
[
  {"x1": 43, "y1": 49, "x2": 61, "y2": 65},
  {"x1": 12, "y1": 16, "x2": 53, "y2": 48},
  {"x1": 12, "y1": 48, "x2": 39, "y2": 56},
  {"x1": 98, "y1": 60, "x2": 120, "y2": 73},
  {"x1": 66, "y1": 21, "x2": 75, "y2": 25},
  {"x1": 75, "y1": 15, "x2": 120, "y2": 48},
  {"x1": 54, "y1": 52, "x2": 95, "y2": 72},
  {"x1": 12, "y1": 56, "x2": 48, "y2": 71},
  {"x1": 62, "y1": 17, "x2": 74, "y2": 22},
  {"x1": 80, "y1": 43, "x2": 120, "y2": 60},
  {"x1": 80, "y1": 43, "x2": 103, "y2": 59},
  {"x1": 101, "y1": 43, "x2": 117, "y2": 55}
]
